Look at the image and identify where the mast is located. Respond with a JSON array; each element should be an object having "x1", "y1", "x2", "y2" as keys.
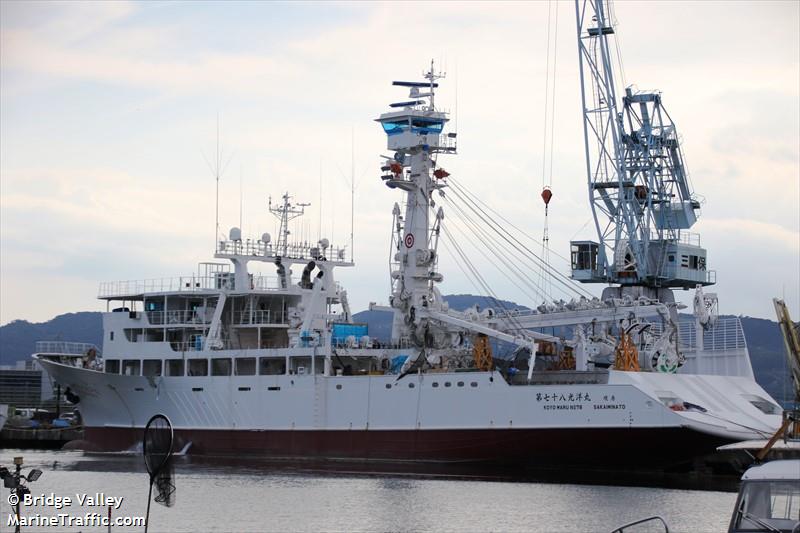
[
  {"x1": 376, "y1": 62, "x2": 454, "y2": 344},
  {"x1": 571, "y1": 0, "x2": 710, "y2": 292},
  {"x1": 350, "y1": 128, "x2": 355, "y2": 263},
  {"x1": 269, "y1": 193, "x2": 310, "y2": 257}
]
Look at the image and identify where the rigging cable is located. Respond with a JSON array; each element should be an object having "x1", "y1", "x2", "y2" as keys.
[
  {"x1": 444, "y1": 199, "x2": 547, "y2": 304},
  {"x1": 539, "y1": 0, "x2": 560, "y2": 301},
  {"x1": 608, "y1": 0, "x2": 627, "y2": 90},
  {"x1": 440, "y1": 222, "x2": 529, "y2": 335},
  {"x1": 433, "y1": 203, "x2": 531, "y2": 332},
  {"x1": 442, "y1": 194, "x2": 552, "y2": 303},
  {"x1": 445, "y1": 179, "x2": 594, "y2": 300},
  {"x1": 540, "y1": 0, "x2": 554, "y2": 193},
  {"x1": 446, "y1": 183, "x2": 585, "y2": 300},
  {"x1": 447, "y1": 175, "x2": 572, "y2": 265}
]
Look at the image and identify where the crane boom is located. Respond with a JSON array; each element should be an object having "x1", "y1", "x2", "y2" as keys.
[{"x1": 571, "y1": 0, "x2": 712, "y2": 290}]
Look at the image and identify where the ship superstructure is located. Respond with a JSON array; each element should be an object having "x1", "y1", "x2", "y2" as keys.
[{"x1": 34, "y1": 2, "x2": 783, "y2": 469}]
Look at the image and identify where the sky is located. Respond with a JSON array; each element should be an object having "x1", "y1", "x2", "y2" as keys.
[{"x1": 1, "y1": 0, "x2": 798, "y2": 325}]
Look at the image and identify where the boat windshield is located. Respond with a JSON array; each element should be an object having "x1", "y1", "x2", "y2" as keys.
[{"x1": 730, "y1": 480, "x2": 800, "y2": 532}]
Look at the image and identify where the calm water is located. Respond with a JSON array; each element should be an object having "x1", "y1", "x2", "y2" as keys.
[{"x1": 0, "y1": 448, "x2": 737, "y2": 532}]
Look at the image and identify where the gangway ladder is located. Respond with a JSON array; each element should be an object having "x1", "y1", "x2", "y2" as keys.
[
  {"x1": 313, "y1": 356, "x2": 327, "y2": 430},
  {"x1": 241, "y1": 294, "x2": 255, "y2": 325}
]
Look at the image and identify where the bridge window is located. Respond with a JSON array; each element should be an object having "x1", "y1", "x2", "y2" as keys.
[
  {"x1": 381, "y1": 120, "x2": 409, "y2": 136},
  {"x1": 143, "y1": 360, "x2": 162, "y2": 377},
  {"x1": 410, "y1": 118, "x2": 444, "y2": 134},
  {"x1": 235, "y1": 357, "x2": 256, "y2": 376},
  {"x1": 105, "y1": 360, "x2": 120, "y2": 374},
  {"x1": 166, "y1": 359, "x2": 184, "y2": 377}
]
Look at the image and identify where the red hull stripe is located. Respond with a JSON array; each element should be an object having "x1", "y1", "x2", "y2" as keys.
[{"x1": 85, "y1": 426, "x2": 731, "y2": 467}]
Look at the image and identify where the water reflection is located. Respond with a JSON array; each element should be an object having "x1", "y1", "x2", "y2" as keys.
[{"x1": 0, "y1": 449, "x2": 737, "y2": 532}]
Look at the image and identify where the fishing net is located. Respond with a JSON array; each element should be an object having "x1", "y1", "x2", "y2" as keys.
[{"x1": 143, "y1": 414, "x2": 175, "y2": 507}]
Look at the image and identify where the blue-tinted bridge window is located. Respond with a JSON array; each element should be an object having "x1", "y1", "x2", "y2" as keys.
[
  {"x1": 411, "y1": 118, "x2": 444, "y2": 134},
  {"x1": 381, "y1": 120, "x2": 410, "y2": 135}
]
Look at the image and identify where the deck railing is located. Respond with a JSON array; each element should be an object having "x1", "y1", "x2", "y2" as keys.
[
  {"x1": 648, "y1": 317, "x2": 747, "y2": 353},
  {"x1": 98, "y1": 276, "x2": 218, "y2": 297},
  {"x1": 98, "y1": 274, "x2": 283, "y2": 297},
  {"x1": 35, "y1": 341, "x2": 101, "y2": 356},
  {"x1": 146, "y1": 310, "x2": 210, "y2": 326},
  {"x1": 216, "y1": 239, "x2": 350, "y2": 263},
  {"x1": 677, "y1": 317, "x2": 747, "y2": 352},
  {"x1": 232, "y1": 310, "x2": 286, "y2": 325}
]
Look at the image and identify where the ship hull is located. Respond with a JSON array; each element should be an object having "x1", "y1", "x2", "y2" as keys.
[
  {"x1": 37, "y1": 358, "x2": 780, "y2": 470},
  {"x1": 84, "y1": 425, "x2": 731, "y2": 468}
]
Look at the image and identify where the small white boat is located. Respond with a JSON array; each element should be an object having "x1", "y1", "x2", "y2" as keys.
[{"x1": 728, "y1": 460, "x2": 800, "y2": 533}]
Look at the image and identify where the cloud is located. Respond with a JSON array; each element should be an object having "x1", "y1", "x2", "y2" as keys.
[{"x1": 1, "y1": 1, "x2": 798, "y2": 322}]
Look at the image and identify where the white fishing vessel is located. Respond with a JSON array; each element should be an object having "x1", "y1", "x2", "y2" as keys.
[{"x1": 35, "y1": 0, "x2": 782, "y2": 469}]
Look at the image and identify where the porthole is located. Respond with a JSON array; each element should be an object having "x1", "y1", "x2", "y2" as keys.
[
  {"x1": 444, "y1": 382, "x2": 452, "y2": 388},
  {"x1": 409, "y1": 383, "x2": 415, "y2": 389},
  {"x1": 457, "y1": 381, "x2": 464, "y2": 387},
  {"x1": 470, "y1": 382, "x2": 478, "y2": 388},
  {"x1": 432, "y1": 382, "x2": 439, "y2": 388},
  {"x1": 336, "y1": 384, "x2": 343, "y2": 390},
  {"x1": 385, "y1": 384, "x2": 392, "y2": 389}
]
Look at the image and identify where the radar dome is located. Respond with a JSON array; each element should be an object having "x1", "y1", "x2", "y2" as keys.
[
  {"x1": 262, "y1": 233, "x2": 271, "y2": 244},
  {"x1": 229, "y1": 227, "x2": 242, "y2": 241},
  {"x1": 319, "y1": 238, "x2": 329, "y2": 250}
]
